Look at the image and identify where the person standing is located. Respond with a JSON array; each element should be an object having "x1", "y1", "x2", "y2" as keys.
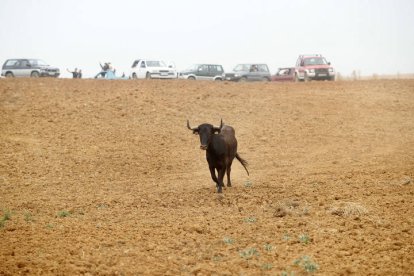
[{"x1": 67, "y1": 68, "x2": 79, "y2": 78}]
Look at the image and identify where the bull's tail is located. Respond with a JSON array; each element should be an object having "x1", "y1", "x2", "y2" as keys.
[{"x1": 236, "y1": 153, "x2": 249, "y2": 176}]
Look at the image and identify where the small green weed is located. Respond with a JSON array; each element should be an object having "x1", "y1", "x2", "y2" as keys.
[
  {"x1": 239, "y1": 248, "x2": 259, "y2": 259},
  {"x1": 293, "y1": 255, "x2": 319, "y2": 273},
  {"x1": 261, "y1": 263, "x2": 273, "y2": 270},
  {"x1": 282, "y1": 233, "x2": 290, "y2": 241},
  {"x1": 0, "y1": 209, "x2": 11, "y2": 228},
  {"x1": 244, "y1": 180, "x2": 253, "y2": 188},
  {"x1": 57, "y1": 210, "x2": 71, "y2": 218},
  {"x1": 299, "y1": 234, "x2": 311, "y2": 245},
  {"x1": 24, "y1": 212, "x2": 34, "y2": 222},
  {"x1": 243, "y1": 217, "x2": 257, "y2": 223},
  {"x1": 46, "y1": 223, "x2": 55, "y2": 229},
  {"x1": 223, "y1": 237, "x2": 234, "y2": 245},
  {"x1": 264, "y1": 243, "x2": 273, "y2": 252}
]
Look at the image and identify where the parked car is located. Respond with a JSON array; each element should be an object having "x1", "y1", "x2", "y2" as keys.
[
  {"x1": 179, "y1": 64, "x2": 225, "y2": 81},
  {"x1": 295, "y1": 54, "x2": 335, "y2": 81},
  {"x1": 271, "y1": 67, "x2": 296, "y2": 82},
  {"x1": 130, "y1": 59, "x2": 177, "y2": 79},
  {"x1": 1, "y1": 58, "x2": 60, "y2": 78},
  {"x1": 224, "y1": 64, "x2": 271, "y2": 82}
]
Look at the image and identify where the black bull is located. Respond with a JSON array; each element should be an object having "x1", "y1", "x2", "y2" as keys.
[{"x1": 187, "y1": 119, "x2": 249, "y2": 193}]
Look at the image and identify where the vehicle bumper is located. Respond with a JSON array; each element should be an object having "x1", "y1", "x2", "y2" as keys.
[
  {"x1": 40, "y1": 72, "x2": 60, "y2": 77},
  {"x1": 150, "y1": 73, "x2": 177, "y2": 79},
  {"x1": 302, "y1": 72, "x2": 335, "y2": 81},
  {"x1": 225, "y1": 76, "x2": 241, "y2": 81}
]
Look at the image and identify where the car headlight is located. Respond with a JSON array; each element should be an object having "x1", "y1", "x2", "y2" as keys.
[
  {"x1": 329, "y1": 68, "x2": 334, "y2": 72},
  {"x1": 308, "y1": 69, "x2": 315, "y2": 73},
  {"x1": 234, "y1": 74, "x2": 240, "y2": 78}
]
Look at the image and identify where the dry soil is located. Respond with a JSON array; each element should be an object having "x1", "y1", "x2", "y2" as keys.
[{"x1": 0, "y1": 78, "x2": 413, "y2": 275}]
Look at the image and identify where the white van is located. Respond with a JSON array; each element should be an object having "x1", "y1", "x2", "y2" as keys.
[{"x1": 130, "y1": 59, "x2": 177, "y2": 79}]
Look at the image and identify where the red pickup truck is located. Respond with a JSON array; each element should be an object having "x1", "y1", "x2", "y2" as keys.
[{"x1": 294, "y1": 54, "x2": 335, "y2": 81}]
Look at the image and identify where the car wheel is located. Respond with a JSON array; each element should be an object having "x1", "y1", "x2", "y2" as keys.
[
  {"x1": 329, "y1": 76, "x2": 336, "y2": 81},
  {"x1": 262, "y1": 77, "x2": 270, "y2": 82},
  {"x1": 5, "y1": 72, "x2": 14, "y2": 78},
  {"x1": 214, "y1": 78, "x2": 222, "y2": 81},
  {"x1": 132, "y1": 73, "x2": 137, "y2": 79},
  {"x1": 31, "y1": 71, "x2": 40, "y2": 78},
  {"x1": 239, "y1": 77, "x2": 247, "y2": 82},
  {"x1": 146, "y1": 72, "x2": 151, "y2": 79},
  {"x1": 188, "y1": 76, "x2": 196, "y2": 80}
]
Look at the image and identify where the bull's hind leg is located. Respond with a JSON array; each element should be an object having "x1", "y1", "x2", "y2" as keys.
[
  {"x1": 217, "y1": 168, "x2": 226, "y2": 193},
  {"x1": 226, "y1": 162, "x2": 233, "y2": 187}
]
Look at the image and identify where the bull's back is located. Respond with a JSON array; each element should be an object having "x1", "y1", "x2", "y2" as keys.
[{"x1": 220, "y1": 125, "x2": 237, "y2": 160}]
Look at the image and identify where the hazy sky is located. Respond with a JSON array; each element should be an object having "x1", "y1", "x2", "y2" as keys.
[{"x1": 1, "y1": 0, "x2": 413, "y2": 78}]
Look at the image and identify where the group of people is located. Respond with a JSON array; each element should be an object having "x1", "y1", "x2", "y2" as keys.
[
  {"x1": 67, "y1": 62, "x2": 120, "y2": 79},
  {"x1": 94, "y1": 62, "x2": 115, "y2": 78},
  {"x1": 66, "y1": 68, "x2": 82, "y2": 79}
]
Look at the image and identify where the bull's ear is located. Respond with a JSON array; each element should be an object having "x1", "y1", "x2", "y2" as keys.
[
  {"x1": 213, "y1": 128, "x2": 221, "y2": 134},
  {"x1": 192, "y1": 129, "x2": 199, "y2": 135}
]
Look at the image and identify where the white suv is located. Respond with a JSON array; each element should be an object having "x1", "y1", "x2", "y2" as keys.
[{"x1": 130, "y1": 59, "x2": 177, "y2": 79}]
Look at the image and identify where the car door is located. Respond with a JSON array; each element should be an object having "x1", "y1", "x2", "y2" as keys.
[
  {"x1": 196, "y1": 64, "x2": 210, "y2": 80},
  {"x1": 20, "y1": 59, "x2": 33, "y2": 77},
  {"x1": 248, "y1": 64, "x2": 262, "y2": 81},
  {"x1": 138, "y1": 60, "x2": 147, "y2": 78}
]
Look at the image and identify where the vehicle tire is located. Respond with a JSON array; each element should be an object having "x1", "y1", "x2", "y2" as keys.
[
  {"x1": 132, "y1": 73, "x2": 137, "y2": 79},
  {"x1": 262, "y1": 77, "x2": 270, "y2": 82},
  {"x1": 5, "y1": 72, "x2": 14, "y2": 78},
  {"x1": 214, "y1": 78, "x2": 222, "y2": 81},
  {"x1": 329, "y1": 76, "x2": 336, "y2": 81},
  {"x1": 239, "y1": 77, "x2": 247, "y2": 82},
  {"x1": 31, "y1": 71, "x2": 40, "y2": 78},
  {"x1": 188, "y1": 76, "x2": 196, "y2": 80},
  {"x1": 146, "y1": 72, "x2": 151, "y2": 79}
]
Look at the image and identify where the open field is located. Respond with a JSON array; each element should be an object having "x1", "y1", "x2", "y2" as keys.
[{"x1": 1, "y1": 78, "x2": 413, "y2": 275}]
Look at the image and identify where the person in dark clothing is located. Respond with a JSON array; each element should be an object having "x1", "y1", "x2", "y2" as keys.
[
  {"x1": 77, "y1": 70, "x2": 82, "y2": 79},
  {"x1": 67, "y1": 68, "x2": 79, "y2": 78}
]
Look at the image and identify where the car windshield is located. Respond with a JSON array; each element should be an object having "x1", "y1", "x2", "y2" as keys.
[
  {"x1": 303, "y1": 57, "x2": 327, "y2": 66},
  {"x1": 146, "y1": 60, "x2": 167, "y2": 67},
  {"x1": 132, "y1": 60, "x2": 140, "y2": 68},
  {"x1": 233, "y1": 64, "x2": 250, "y2": 72},
  {"x1": 29, "y1": 59, "x2": 48, "y2": 66}
]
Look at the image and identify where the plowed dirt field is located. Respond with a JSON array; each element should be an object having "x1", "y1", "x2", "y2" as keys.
[{"x1": 1, "y1": 78, "x2": 413, "y2": 275}]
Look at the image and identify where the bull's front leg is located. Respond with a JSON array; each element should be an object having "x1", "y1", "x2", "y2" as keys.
[
  {"x1": 209, "y1": 166, "x2": 219, "y2": 186},
  {"x1": 217, "y1": 168, "x2": 226, "y2": 193}
]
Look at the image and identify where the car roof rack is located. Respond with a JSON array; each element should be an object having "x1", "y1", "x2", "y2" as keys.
[{"x1": 299, "y1": 54, "x2": 322, "y2": 58}]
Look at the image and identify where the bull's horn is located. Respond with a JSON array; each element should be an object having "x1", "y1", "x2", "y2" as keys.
[
  {"x1": 187, "y1": 120, "x2": 198, "y2": 131},
  {"x1": 213, "y1": 118, "x2": 223, "y2": 131}
]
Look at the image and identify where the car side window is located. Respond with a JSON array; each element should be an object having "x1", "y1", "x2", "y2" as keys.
[
  {"x1": 198, "y1": 65, "x2": 208, "y2": 72},
  {"x1": 140, "y1": 61, "x2": 146, "y2": 68},
  {"x1": 20, "y1": 60, "x2": 30, "y2": 67},
  {"x1": 258, "y1": 64, "x2": 268, "y2": 72},
  {"x1": 5, "y1": 60, "x2": 17, "y2": 67}
]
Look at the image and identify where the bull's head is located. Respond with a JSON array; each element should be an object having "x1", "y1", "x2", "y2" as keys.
[{"x1": 187, "y1": 119, "x2": 223, "y2": 150}]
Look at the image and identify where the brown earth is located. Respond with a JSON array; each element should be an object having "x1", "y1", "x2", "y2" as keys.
[{"x1": 0, "y1": 78, "x2": 413, "y2": 275}]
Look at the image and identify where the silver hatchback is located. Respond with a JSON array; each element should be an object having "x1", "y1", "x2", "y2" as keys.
[{"x1": 1, "y1": 59, "x2": 60, "y2": 78}]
